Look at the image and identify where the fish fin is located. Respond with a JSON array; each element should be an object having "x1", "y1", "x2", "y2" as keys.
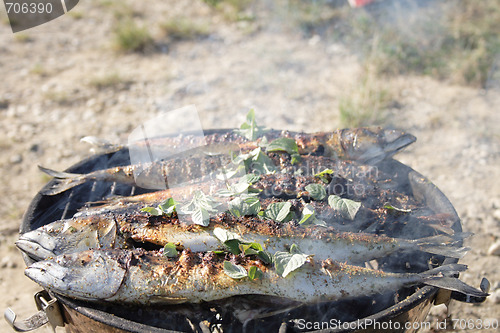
[
  {"x1": 382, "y1": 133, "x2": 416, "y2": 157},
  {"x1": 418, "y1": 263, "x2": 468, "y2": 277},
  {"x1": 80, "y1": 136, "x2": 124, "y2": 154},
  {"x1": 38, "y1": 166, "x2": 87, "y2": 195},
  {"x1": 359, "y1": 132, "x2": 417, "y2": 164},
  {"x1": 418, "y1": 245, "x2": 470, "y2": 259},
  {"x1": 412, "y1": 233, "x2": 472, "y2": 258},
  {"x1": 424, "y1": 277, "x2": 489, "y2": 298}
]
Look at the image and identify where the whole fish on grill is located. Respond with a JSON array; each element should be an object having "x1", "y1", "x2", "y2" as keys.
[
  {"x1": 82, "y1": 128, "x2": 415, "y2": 162},
  {"x1": 24, "y1": 248, "x2": 487, "y2": 304},
  {"x1": 17, "y1": 205, "x2": 468, "y2": 263},
  {"x1": 39, "y1": 128, "x2": 416, "y2": 195}
]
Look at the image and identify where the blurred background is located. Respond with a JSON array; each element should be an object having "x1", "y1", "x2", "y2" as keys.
[{"x1": 1, "y1": 0, "x2": 499, "y2": 331}]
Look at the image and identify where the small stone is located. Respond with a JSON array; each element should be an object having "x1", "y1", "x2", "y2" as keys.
[
  {"x1": 489, "y1": 289, "x2": 500, "y2": 304},
  {"x1": 29, "y1": 144, "x2": 39, "y2": 152},
  {"x1": 0, "y1": 256, "x2": 17, "y2": 269},
  {"x1": 488, "y1": 240, "x2": 500, "y2": 256},
  {"x1": 9, "y1": 154, "x2": 22, "y2": 164},
  {"x1": 493, "y1": 209, "x2": 500, "y2": 221}
]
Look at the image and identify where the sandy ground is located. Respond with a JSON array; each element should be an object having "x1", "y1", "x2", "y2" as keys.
[{"x1": 1, "y1": 1, "x2": 499, "y2": 332}]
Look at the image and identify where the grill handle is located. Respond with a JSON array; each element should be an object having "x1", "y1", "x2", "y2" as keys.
[{"x1": 4, "y1": 290, "x2": 64, "y2": 332}]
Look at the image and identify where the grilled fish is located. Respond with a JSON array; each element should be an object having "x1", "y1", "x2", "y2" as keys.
[
  {"x1": 17, "y1": 207, "x2": 468, "y2": 263},
  {"x1": 24, "y1": 248, "x2": 487, "y2": 304},
  {"x1": 40, "y1": 128, "x2": 416, "y2": 195},
  {"x1": 82, "y1": 128, "x2": 415, "y2": 161}
]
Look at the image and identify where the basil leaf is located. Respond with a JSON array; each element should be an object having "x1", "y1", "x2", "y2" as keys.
[
  {"x1": 276, "y1": 201, "x2": 292, "y2": 222},
  {"x1": 314, "y1": 169, "x2": 334, "y2": 183},
  {"x1": 247, "y1": 148, "x2": 277, "y2": 174},
  {"x1": 305, "y1": 183, "x2": 326, "y2": 201},
  {"x1": 234, "y1": 109, "x2": 268, "y2": 141},
  {"x1": 213, "y1": 227, "x2": 241, "y2": 243},
  {"x1": 274, "y1": 246, "x2": 309, "y2": 278},
  {"x1": 163, "y1": 243, "x2": 178, "y2": 258},
  {"x1": 158, "y1": 198, "x2": 177, "y2": 216},
  {"x1": 328, "y1": 195, "x2": 361, "y2": 220},
  {"x1": 267, "y1": 137, "x2": 299, "y2": 155},
  {"x1": 179, "y1": 190, "x2": 220, "y2": 226},
  {"x1": 383, "y1": 203, "x2": 411, "y2": 213},
  {"x1": 140, "y1": 207, "x2": 162, "y2": 216},
  {"x1": 299, "y1": 204, "x2": 316, "y2": 225},
  {"x1": 223, "y1": 261, "x2": 248, "y2": 279},
  {"x1": 241, "y1": 173, "x2": 260, "y2": 185},
  {"x1": 290, "y1": 153, "x2": 301, "y2": 165},
  {"x1": 248, "y1": 266, "x2": 263, "y2": 281},
  {"x1": 249, "y1": 242, "x2": 264, "y2": 252},
  {"x1": 191, "y1": 207, "x2": 211, "y2": 226},
  {"x1": 225, "y1": 239, "x2": 242, "y2": 254},
  {"x1": 257, "y1": 250, "x2": 272, "y2": 264},
  {"x1": 228, "y1": 196, "x2": 261, "y2": 217},
  {"x1": 265, "y1": 201, "x2": 293, "y2": 223},
  {"x1": 239, "y1": 243, "x2": 259, "y2": 256}
]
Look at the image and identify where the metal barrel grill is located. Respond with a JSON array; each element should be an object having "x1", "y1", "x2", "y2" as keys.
[{"x1": 9, "y1": 129, "x2": 487, "y2": 332}]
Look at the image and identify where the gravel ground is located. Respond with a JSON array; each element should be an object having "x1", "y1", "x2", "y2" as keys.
[{"x1": 1, "y1": 1, "x2": 499, "y2": 332}]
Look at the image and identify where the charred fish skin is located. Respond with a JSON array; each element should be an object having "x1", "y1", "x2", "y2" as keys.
[{"x1": 24, "y1": 249, "x2": 486, "y2": 305}]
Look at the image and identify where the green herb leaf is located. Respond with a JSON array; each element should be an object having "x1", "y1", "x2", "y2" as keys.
[
  {"x1": 274, "y1": 245, "x2": 309, "y2": 278},
  {"x1": 305, "y1": 184, "x2": 326, "y2": 201},
  {"x1": 234, "y1": 109, "x2": 268, "y2": 141},
  {"x1": 140, "y1": 207, "x2": 162, "y2": 216},
  {"x1": 239, "y1": 243, "x2": 259, "y2": 256},
  {"x1": 225, "y1": 239, "x2": 242, "y2": 254},
  {"x1": 228, "y1": 195, "x2": 261, "y2": 217},
  {"x1": 216, "y1": 164, "x2": 246, "y2": 181},
  {"x1": 248, "y1": 266, "x2": 263, "y2": 281},
  {"x1": 328, "y1": 195, "x2": 361, "y2": 220},
  {"x1": 223, "y1": 261, "x2": 248, "y2": 279},
  {"x1": 163, "y1": 243, "x2": 178, "y2": 258},
  {"x1": 247, "y1": 148, "x2": 277, "y2": 174},
  {"x1": 217, "y1": 181, "x2": 251, "y2": 197},
  {"x1": 213, "y1": 227, "x2": 241, "y2": 243},
  {"x1": 241, "y1": 173, "x2": 261, "y2": 185},
  {"x1": 267, "y1": 137, "x2": 299, "y2": 155},
  {"x1": 299, "y1": 204, "x2": 316, "y2": 225},
  {"x1": 257, "y1": 250, "x2": 272, "y2": 264},
  {"x1": 179, "y1": 191, "x2": 220, "y2": 226},
  {"x1": 191, "y1": 207, "x2": 211, "y2": 226},
  {"x1": 383, "y1": 203, "x2": 412, "y2": 213},
  {"x1": 314, "y1": 169, "x2": 334, "y2": 183},
  {"x1": 264, "y1": 201, "x2": 293, "y2": 223},
  {"x1": 290, "y1": 153, "x2": 301, "y2": 165},
  {"x1": 158, "y1": 198, "x2": 177, "y2": 216}
]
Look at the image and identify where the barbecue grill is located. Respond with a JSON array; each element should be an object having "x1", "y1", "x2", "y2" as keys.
[{"x1": 7, "y1": 129, "x2": 488, "y2": 333}]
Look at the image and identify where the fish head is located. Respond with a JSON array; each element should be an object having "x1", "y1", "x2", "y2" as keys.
[
  {"x1": 25, "y1": 250, "x2": 128, "y2": 301},
  {"x1": 17, "y1": 218, "x2": 117, "y2": 260}
]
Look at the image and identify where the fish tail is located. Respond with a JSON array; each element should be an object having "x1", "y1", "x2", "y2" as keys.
[
  {"x1": 411, "y1": 233, "x2": 472, "y2": 259},
  {"x1": 416, "y1": 264, "x2": 489, "y2": 298},
  {"x1": 38, "y1": 166, "x2": 87, "y2": 195}
]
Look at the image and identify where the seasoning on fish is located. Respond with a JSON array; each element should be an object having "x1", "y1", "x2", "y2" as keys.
[{"x1": 24, "y1": 248, "x2": 487, "y2": 304}]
